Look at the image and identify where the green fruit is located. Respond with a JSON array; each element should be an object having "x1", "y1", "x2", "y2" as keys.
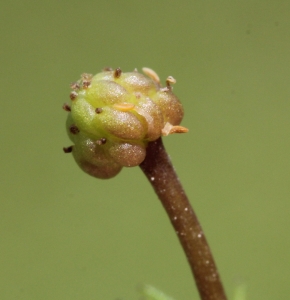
[{"x1": 63, "y1": 67, "x2": 188, "y2": 179}]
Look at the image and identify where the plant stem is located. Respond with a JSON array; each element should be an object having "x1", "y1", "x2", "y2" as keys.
[{"x1": 139, "y1": 138, "x2": 227, "y2": 300}]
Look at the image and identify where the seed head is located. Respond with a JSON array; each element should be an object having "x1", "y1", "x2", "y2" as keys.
[{"x1": 63, "y1": 67, "x2": 188, "y2": 179}]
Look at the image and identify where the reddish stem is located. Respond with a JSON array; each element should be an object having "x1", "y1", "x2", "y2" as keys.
[{"x1": 139, "y1": 138, "x2": 227, "y2": 300}]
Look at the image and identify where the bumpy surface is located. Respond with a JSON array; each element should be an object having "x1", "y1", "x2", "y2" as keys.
[{"x1": 63, "y1": 67, "x2": 188, "y2": 179}]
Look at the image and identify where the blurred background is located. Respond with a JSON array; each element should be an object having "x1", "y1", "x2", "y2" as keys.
[{"x1": 1, "y1": 1, "x2": 289, "y2": 299}]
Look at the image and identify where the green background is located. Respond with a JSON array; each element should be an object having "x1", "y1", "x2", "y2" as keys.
[{"x1": 1, "y1": 1, "x2": 289, "y2": 299}]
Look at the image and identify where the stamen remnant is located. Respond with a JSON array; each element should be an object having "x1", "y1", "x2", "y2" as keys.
[
  {"x1": 166, "y1": 76, "x2": 176, "y2": 87},
  {"x1": 142, "y1": 67, "x2": 160, "y2": 84},
  {"x1": 162, "y1": 122, "x2": 189, "y2": 136},
  {"x1": 113, "y1": 103, "x2": 135, "y2": 112}
]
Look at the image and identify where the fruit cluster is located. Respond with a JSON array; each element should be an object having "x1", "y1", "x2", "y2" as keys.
[{"x1": 63, "y1": 67, "x2": 188, "y2": 179}]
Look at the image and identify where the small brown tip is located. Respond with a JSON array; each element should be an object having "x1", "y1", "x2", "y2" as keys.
[
  {"x1": 62, "y1": 103, "x2": 71, "y2": 112},
  {"x1": 81, "y1": 73, "x2": 93, "y2": 80},
  {"x1": 96, "y1": 138, "x2": 107, "y2": 145},
  {"x1": 114, "y1": 68, "x2": 122, "y2": 78},
  {"x1": 69, "y1": 125, "x2": 80, "y2": 135},
  {"x1": 103, "y1": 67, "x2": 113, "y2": 71},
  {"x1": 82, "y1": 80, "x2": 91, "y2": 89},
  {"x1": 63, "y1": 146, "x2": 73, "y2": 153},
  {"x1": 95, "y1": 107, "x2": 103, "y2": 114},
  {"x1": 70, "y1": 82, "x2": 80, "y2": 90},
  {"x1": 70, "y1": 91, "x2": 78, "y2": 100}
]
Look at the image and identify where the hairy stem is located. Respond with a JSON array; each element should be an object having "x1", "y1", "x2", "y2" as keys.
[{"x1": 139, "y1": 138, "x2": 227, "y2": 300}]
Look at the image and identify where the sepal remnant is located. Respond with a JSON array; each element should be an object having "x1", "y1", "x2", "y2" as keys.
[{"x1": 63, "y1": 67, "x2": 188, "y2": 179}]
